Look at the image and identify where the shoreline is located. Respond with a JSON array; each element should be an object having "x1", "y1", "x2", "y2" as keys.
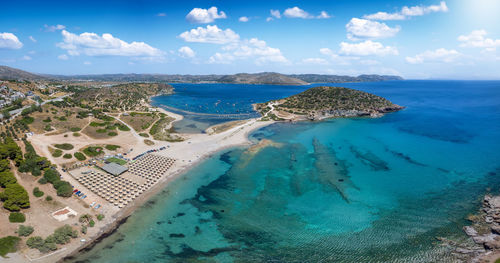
[{"x1": 53, "y1": 109, "x2": 275, "y2": 262}]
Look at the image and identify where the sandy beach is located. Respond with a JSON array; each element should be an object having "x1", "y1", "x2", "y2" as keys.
[{"x1": 2, "y1": 106, "x2": 274, "y2": 263}]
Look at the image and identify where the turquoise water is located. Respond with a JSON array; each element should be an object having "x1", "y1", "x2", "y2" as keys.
[{"x1": 70, "y1": 81, "x2": 500, "y2": 262}]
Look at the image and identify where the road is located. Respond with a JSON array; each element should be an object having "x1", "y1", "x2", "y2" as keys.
[{"x1": 0, "y1": 94, "x2": 71, "y2": 121}]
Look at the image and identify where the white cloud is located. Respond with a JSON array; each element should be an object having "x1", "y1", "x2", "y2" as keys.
[
  {"x1": 58, "y1": 54, "x2": 69, "y2": 60},
  {"x1": 209, "y1": 38, "x2": 288, "y2": 65},
  {"x1": 0, "y1": 33, "x2": 23, "y2": 49},
  {"x1": 270, "y1": 9, "x2": 281, "y2": 19},
  {"x1": 179, "y1": 25, "x2": 240, "y2": 44},
  {"x1": 29, "y1": 36, "x2": 37, "y2": 43},
  {"x1": 458, "y1": 30, "x2": 500, "y2": 51},
  {"x1": 302, "y1": 58, "x2": 330, "y2": 65},
  {"x1": 157, "y1": 13, "x2": 166, "y2": 17},
  {"x1": 405, "y1": 48, "x2": 461, "y2": 64},
  {"x1": 186, "y1": 7, "x2": 226, "y2": 24},
  {"x1": 346, "y1": 18, "x2": 400, "y2": 40},
  {"x1": 21, "y1": 55, "x2": 32, "y2": 61},
  {"x1": 44, "y1": 24, "x2": 65, "y2": 32},
  {"x1": 57, "y1": 30, "x2": 165, "y2": 58},
  {"x1": 239, "y1": 16, "x2": 249, "y2": 22},
  {"x1": 178, "y1": 46, "x2": 195, "y2": 58},
  {"x1": 317, "y1": 11, "x2": 331, "y2": 19},
  {"x1": 339, "y1": 40, "x2": 399, "y2": 56},
  {"x1": 284, "y1": 7, "x2": 311, "y2": 19},
  {"x1": 320, "y1": 48, "x2": 339, "y2": 59},
  {"x1": 83, "y1": 61, "x2": 91, "y2": 65},
  {"x1": 364, "y1": 1, "x2": 448, "y2": 20}
]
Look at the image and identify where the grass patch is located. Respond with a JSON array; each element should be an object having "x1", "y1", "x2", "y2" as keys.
[
  {"x1": 70, "y1": 127, "x2": 81, "y2": 132},
  {"x1": 63, "y1": 153, "x2": 72, "y2": 159},
  {"x1": 73, "y1": 132, "x2": 81, "y2": 137},
  {"x1": 107, "y1": 132, "x2": 117, "y2": 136},
  {"x1": 74, "y1": 152, "x2": 86, "y2": 161},
  {"x1": 33, "y1": 187, "x2": 44, "y2": 197},
  {"x1": 83, "y1": 146, "x2": 103, "y2": 157},
  {"x1": 52, "y1": 149, "x2": 63, "y2": 158},
  {"x1": 106, "y1": 157, "x2": 126, "y2": 165},
  {"x1": 89, "y1": 121, "x2": 106, "y2": 127},
  {"x1": 105, "y1": 145, "x2": 121, "y2": 151},
  {"x1": 0, "y1": 236, "x2": 21, "y2": 257},
  {"x1": 96, "y1": 129, "x2": 106, "y2": 133},
  {"x1": 54, "y1": 143, "x2": 74, "y2": 150},
  {"x1": 139, "y1": 133, "x2": 149, "y2": 137},
  {"x1": 9, "y1": 212, "x2": 26, "y2": 223}
]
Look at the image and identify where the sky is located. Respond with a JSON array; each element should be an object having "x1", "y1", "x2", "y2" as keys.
[{"x1": 0, "y1": 0, "x2": 499, "y2": 79}]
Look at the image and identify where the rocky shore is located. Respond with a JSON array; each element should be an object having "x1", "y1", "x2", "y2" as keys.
[{"x1": 451, "y1": 195, "x2": 500, "y2": 262}]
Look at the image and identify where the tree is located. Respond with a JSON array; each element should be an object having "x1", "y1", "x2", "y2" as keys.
[
  {"x1": 0, "y1": 171, "x2": 17, "y2": 187},
  {"x1": 17, "y1": 225, "x2": 34, "y2": 237},
  {"x1": 2, "y1": 183, "x2": 30, "y2": 211}
]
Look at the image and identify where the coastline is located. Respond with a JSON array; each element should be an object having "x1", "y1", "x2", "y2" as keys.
[{"x1": 53, "y1": 109, "x2": 274, "y2": 262}]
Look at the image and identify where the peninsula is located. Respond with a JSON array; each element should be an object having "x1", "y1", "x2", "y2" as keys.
[{"x1": 254, "y1": 86, "x2": 404, "y2": 121}]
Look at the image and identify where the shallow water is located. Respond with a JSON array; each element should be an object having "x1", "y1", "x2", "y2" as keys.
[{"x1": 70, "y1": 81, "x2": 500, "y2": 263}]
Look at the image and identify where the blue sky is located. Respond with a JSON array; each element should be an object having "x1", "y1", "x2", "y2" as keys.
[{"x1": 0, "y1": 0, "x2": 499, "y2": 79}]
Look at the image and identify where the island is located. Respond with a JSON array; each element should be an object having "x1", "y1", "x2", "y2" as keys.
[{"x1": 254, "y1": 86, "x2": 404, "y2": 121}]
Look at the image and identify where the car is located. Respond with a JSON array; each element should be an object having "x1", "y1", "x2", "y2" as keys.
[
  {"x1": 94, "y1": 204, "x2": 101, "y2": 209},
  {"x1": 73, "y1": 189, "x2": 79, "y2": 193},
  {"x1": 81, "y1": 195, "x2": 87, "y2": 199},
  {"x1": 90, "y1": 202, "x2": 96, "y2": 208},
  {"x1": 74, "y1": 191, "x2": 81, "y2": 195}
]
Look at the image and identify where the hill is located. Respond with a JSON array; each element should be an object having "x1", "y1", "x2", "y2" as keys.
[
  {"x1": 217, "y1": 73, "x2": 307, "y2": 85},
  {"x1": 0, "y1": 66, "x2": 45, "y2": 80},
  {"x1": 254, "y1": 86, "x2": 403, "y2": 121},
  {"x1": 289, "y1": 74, "x2": 403, "y2": 83}
]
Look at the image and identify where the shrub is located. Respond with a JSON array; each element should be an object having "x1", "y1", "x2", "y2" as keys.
[
  {"x1": 43, "y1": 169, "x2": 60, "y2": 184},
  {"x1": 45, "y1": 196, "x2": 53, "y2": 201},
  {"x1": 81, "y1": 225, "x2": 87, "y2": 234},
  {"x1": 89, "y1": 122, "x2": 105, "y2": 127},
  {"x1": 139, "y1": 133, "x2": 149, "y2": 137},
  {"x1": 96, "y1": 129, "x2": 106, "y2": 133},
  {"x1": 74, "y1": 152, "x2": 86, "y2": 161},
  {"x1": 37, "y1": 177, "x2": 47, "y2": 184},
  {"x1": 73, "y1": 132, "x2": 81, "y2": 137},
  {"x1": 52, "y1": 149, "x2": 63, "y2": 158},
  {"x1": 26, "y1": 236, "x2": 44, "y2": 249},
  {"x1": 33, "y1": 187, "x2": 44, "y2": 197},
  {"x1": 79, "y1": 214, "x2": 92, "y2": 224},
  {"x1": 2, "y1": 184, "x2": 30, "y2": 211},
  {"x1": 105, "y1": 145, "x2": 120, "y2": 151},
  {"x1": 0, "y1": 171, "x2": 17, "y2": 187},
  {"x1": 51, "y1": 225, "x2": 78, "y2": 245},
  {"x1": 55, "y1": 181, "x2": 72, "y2": 197},
  {"x1": 83, "y1": 146, "x2": 103, "y2": 157},
  {"x1": 44, "y1": 124, "x2": 52, "y2": 131},
  {"x1": 89, "y1": 220, "x2": 95, "y2": 227},
  {"x1": 0, "y1": 236, "x2": 21, "y2": 257},
  {"x1": 107, "y1": 132, "x2": 117, "y2": 136},
  {"x1": 54, "y1": 143, "x2": 73, "y2": 150},
  {"x1": 9, "y1": 212, "x2": 26, "y2": 223},
  {"x1": 42, "y1": 117, "x2": 52, "y2": 123},
  {"x1": 62, "y1": 154, "x2": 72, "y2": 159},
  {"x1": 17, "y1": 225, "x2": 34, "y2": 237},
  {"x1": 96, "y1": 214, "x2": 105, "y2": 221},
  {"x1": 39, "y1": 242, "x2": 57, "y2": 253},
  {"x1": 117, "y1": 124, "x2": 130, "y2": 131},
  {"x1": 70, "y1": 127, "x2": 81, "y2": 132}
]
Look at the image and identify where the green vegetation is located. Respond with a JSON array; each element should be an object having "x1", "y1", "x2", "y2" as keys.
[
  {"x1": 62, "y1": 153, "x2": 72, "y2": 159},
  {"x1": 149, "y1": 115, "x2": 182, "y2": 142},
  {"x1": 9, "y1": 212, "x2": 26, "y2": 223},
  {"x1": 17, "y1": 225, "x2": 34, "y2": 237},
  {"x1": 19, "y1": 140, "x2": 49, "y2": 176},
  {"x1": 1, "y1": 184, "x2": 30, "y2": 211},
  {"x1": 89, "y1": 121, "x2": 106, "y2": 127},
  {"x1": 27, "y1": 225, "x2": 78, "y2": 253},
  {"x1": 117, "y1": 124, "x2": 130, "y2": 131},
  {"x1": 0, "y1": 171, "x2": 17, "y2": 187},
  {"x1": 105, "y1": 144, "x2": 120, "y2": 151},
  {"x1": 70, "y1": 127, "x2": 81, "y2": 132},
  {"x1": 53, "y1": 143, "x2": 74, "y2": 150},
  {"x1": 83, "y1": 146, "x2": 103, "y2": 157},
  {"x1": 107, "y1": 131, "x2": 117, "y2": 136},
  {"x1": 139, "y1": 133, "x2": 149, "y2": 137},
  {"x1": 33, "y1": 187, "x2": 44, "y2": 197},
  {"x1": 144, "y1": 139, "x2": 154, "y2": 146},
  {"x1": 51, "y1": 149, "x2": 62, "y2": 158},
  {"x1": 73, "y1": 132, "x2": 81, "y2": 137},
  {"x1": 96, "y1": 214, "x2": 105, "y2": 221},
  {"x1": 45, "y1": 196, "x2": 52, "y2": 201},
  {"x1": 0, "y1": 236, "x2": 21, "y2": 257},
  {"x1": 106, "y1": 157, "x2": 126, "y2": 165},
  {"x1": 43, "y1": 169, "x2": 73, "y2": 197},
  {"x1": 42, "y1": 117, "x2": 52, "y2": 123},
  {"x1": 74, "y1": 152, "x2": 86, "y2": 161}
]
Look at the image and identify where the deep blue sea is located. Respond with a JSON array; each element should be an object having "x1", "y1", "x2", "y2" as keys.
[{"x1": 70, "y1": 81, "x2": 500, "y2": 262}]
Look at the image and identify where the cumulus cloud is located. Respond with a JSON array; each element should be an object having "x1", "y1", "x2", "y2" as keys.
[
  {"x1": 405, "y1": 48, "x2": 461, "y2": 64},
  {"x1": 58, "y1": 54, "x2": 69, "y2": 60},
  {"x1": 270, "y1": 9, "x2": 281, "y2": 19},
  {"x1": 339, "y1": 40, "x2": 399, "y2": 56},
  {"x1": 302, "y1": 57, "x2": 330, "y2": 65},
  {"x1": 186, "y1": 7, "x2": 226, "y2": 24},
  {"x1": 29, "y1": 36, "x2": 37, "y2": 43},
  {"x1": 57, "y1": 30, "x2": 165, "y2": 58},
  {"x1": 0, "y1": 33, "x2": 23, "y2": 49},
  {"x1": 21, "y1": 55, "x2": 32, "y2": 61},
  {"x1": 178, "y1": 46, "x2": 195, "y2": 58},
  {"x1": 179, "y1": 25, "x2": 240, "y2": 44},
  {"x1": 239, "y1": 16, "x2": 249, "y2": 22},
  {"x1": 364, "y1": 1, "x2": 448, "y2": 20},
  {"x1": 458, "y1": 30, "x2": 500, "y2": 51},
  {"x1": 284, "y1": 7, "x2": 311, "y2": 18},
  {"x1": 44, "y1": 24, "x2": 65, "y2": 32},
  {"x1": 346, "y1": 18, "x2": 400, "y2": 40},
  {"x1": 317, "y1": 11, "x2": 331, "y2": 19},
  {"x1": 208, "y1": 38, "x2": 288, "y2": 65}
]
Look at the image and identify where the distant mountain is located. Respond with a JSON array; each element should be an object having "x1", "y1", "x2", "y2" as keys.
[
  {"x1": 0, "y1": 66, "x2": 45, "y2": 80},
  {"x1": 289, "y1": 74, "x2": 403, "y2": 83},
  {"x1": 1, "y1": 66, "x2": 403, "y2": 85},
  {"x1": 217, "y1": 73, "x2": 307, "y2": 85}
]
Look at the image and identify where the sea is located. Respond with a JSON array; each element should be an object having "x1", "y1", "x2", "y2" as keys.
[{"x1": 68, "y1": 80, "x2": 500, "y2": 263}]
